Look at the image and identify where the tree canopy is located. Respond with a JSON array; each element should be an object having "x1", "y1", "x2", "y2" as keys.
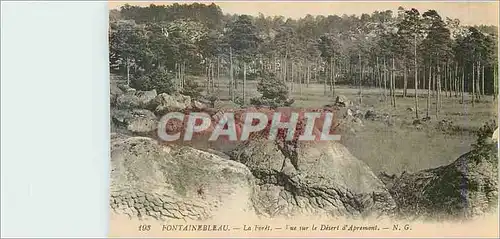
[{"x1": 109, "y1": 3, "x2": 498, "y2": 100}]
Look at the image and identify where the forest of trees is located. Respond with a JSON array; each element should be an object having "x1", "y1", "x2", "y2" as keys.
[{"x1": 109, "y1": 3, "x2": 498, "y2": 118}]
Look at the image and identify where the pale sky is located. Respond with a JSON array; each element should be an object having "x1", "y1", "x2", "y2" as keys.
[{"x1": 109, "y1": 1, "x2": 499, "y2": 26}]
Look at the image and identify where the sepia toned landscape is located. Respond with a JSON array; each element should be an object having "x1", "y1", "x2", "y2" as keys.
[{"x1": 108, "y1": 1, "x2": 499, "y2": 236}]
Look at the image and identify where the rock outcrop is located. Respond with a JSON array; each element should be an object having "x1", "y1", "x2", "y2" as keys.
[
  {"x1": 379, "y1": 143, "x2": 498, "y2": 221},
  {"x1": 111, "y1": 109, "x2": 158, "y2": 136},
  {"x1": 334, "y1": 95, "x2": 351, "y2": 107},
  {"x1": 109, "y1": 134, "x2": 258, "y2": 221},
  {"x1": 153, "y1": 93, "x2": 192, "y2": 115},
  {"x1": 116, "y1": 89, "x2": 157, "y2": 110},
  {"x1": 229, "y1": 140, "x2": 397, "y2": 219},
  {"x1": 108, "y1": 80, "x2": 498, "y2": 222},
  {"x1": 110, "y1": 83, "x2": 213, "y2": 137}
]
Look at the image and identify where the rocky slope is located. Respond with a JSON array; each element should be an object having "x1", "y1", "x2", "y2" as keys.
[
  {"x1": 109, "y1": 134, "x2": 257, "y2": 221},
  {"x1": 379, "y1": 142, "x2": 498, "y2": 221},
  {"x1": 229, "y1": 139, "x2": 397, "y2": 219},
  {"x1": 109, "y1": 82, "x2": 498, "y2": 222}
]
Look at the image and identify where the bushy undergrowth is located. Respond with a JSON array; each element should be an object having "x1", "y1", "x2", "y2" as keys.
[
  {"x1": 250, "y1": 71, "x2": 291, "y2": 108},
  {"x1": 473, "y1": 119, "x2": 497, "y2": 149},
  {"x1": 180, "y1": 79, "x2": 203, "y2": 100},
  {"x1": 130, "y1": 67, "x2": 176, "y2": 95}
]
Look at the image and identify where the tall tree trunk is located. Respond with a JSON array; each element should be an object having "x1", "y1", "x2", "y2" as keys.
[
  {"x1": 283, "y1": 54, "x2": 288, "y2": 85},
  {"x1": 206, "y1": 63, "x2": 210, "y2": 93},
  {"x1": 179, "y1": 62, "x2": 182, "y2": 89},
  {"x1": 476, "y1": 61, "x2": 481, "y2": 100},
  {"x1": 391, "y1": 64, "x2": 394, "y2": 107},
  {"x1": 450, "y1": 63, "x2": 454, "y2": 97},
  {"x1": 481, "y1": 64, "x2": 485, "y2": 97},
  {"x1": 211, "y1": 62, "x2": 215, "y2": 92},
  {"x1": 454, "y1": 63, "x2": 458, "y2": 98},
  {"x1": 494, "y1": 65, "x2": 498, "y2": 100},
  {"x1": 306, "y1": 62, "x2": 310, "y2": 88},
  {"x1": 370, "y1": 66, "x2": 374, "y2": 88},
  {"x1": 329, "y1": 57, "x2": 333, "y2": 94},
  {"x1": 449, "y1": 62, "x2": 453, "y2": 97},
  {"x1": 444, "y1": 61, "x2": 448, "y2": 97},
  {"x1": 444, "y1": 61, "x2": 452, "y2": 97},
  {"x1": 178, "y1": 62, "x2": 182, "y2": 89},
  {"x1": 274, "y1": 55, "x2": 277, "y2": 73},
  {"x1": 389, "y1": 61, "x2": 393, "y2": 106},
  {"x1": 280, "y1": 58, "x2": 284, "y2": 83},
  {"x1": 383, "y1": 58, "x2": 387, "y2": 102},
  {"x1": 284, "y1": 59, "x2": 288, "y2": 93},
  {"x1": 439, "y1": 64, "x2": 443, "y2": 111},
  {"x1": 314, "y1": 60, "x2": 318, "y2": 84},
  {"x1": 217, "y1": 56, "x2": 220, "y2": 91},
  {"x1": 243, "y1": 61, "x2": 246, "y2": 104},
  {"x1": 359, "y1": 53, "x2": 363, "y2": 104},
  {"x1": 426, "y1": 65, "x2": 432, "y2": 118},
  {"x1": 422, "y1": 66, "x2": 425, "y2": 95},
  {"x1": 304, "y1": 63, "x2": 307, "y2": 92},
  {"x1": 209, "y1": 61, "x2": 213, "y2": 93},
  {"x1": 178, "y1": 63, "x2": 181, "y2": 89},
  {"x1": 181, "y1": 62, "x2": 184, "y2": 89},
  {"x1": 290, "y1": 62, "x2": 294, "y2": 94},
  {"x1": 182, "y1": 61, "x2": 186, "y2": 89},
  {"x1": 472, "y1": 62, "x2": 475, "y2": 107},
  {"x1": 436, "y1": 65, "x2": 440, "y2": 119},
  {"x1": 403, "y1": 64, "x2": 408, "y2": 98},
  {"x1": 391, "y1": 56, "x2": 396, "y2": 108},
  {"x1": 332, "y1": 58, "x2": 336, "y2": 97},
  {"x1": 126, "y1": 58, "x2": 130, "y2": 87},
  {"x1": 208, "y1": 62, "x2": 211, "y2": 93},
  {"x1": 182, "y1": 62, "x2": 185, "y2": 89},
  {"x1": 461, "y1": 64, "x2": 465, "y2": 104},
  {"x1": 230, "y1": 47, "x2": 234, "y2": 101},
  {"x1": 414, "y1": 37, "x2": 418, "y2": 119},
  {"x1": 175, "y1": 62, "x2": 178, "y2": 88},
  {"x1": 432, "y1": 65, "x2": 436, "y2": 98},
  {"x1": 435, "y1": 63, "x2": 439, "y2": 109},
  {"x1": 209, "y1": 62, "x2": 213, "y2": 92},
  {"x1": 299, "y1": 62, "x2": 303, "y2": 97},
  {"x1": 376, "y1": 56, "x2": 381, "y2": 95},
  {"x1": 323, "y1": 60, "x2": 327, "y2": 96}
]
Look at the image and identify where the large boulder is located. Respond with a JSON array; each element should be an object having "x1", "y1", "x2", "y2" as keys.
[
  {"x1": 229, "y1": 140, "x2": 396, "y2": 219},
  {"x1": 116, "y1": 89, "x2": 157, "y2": 110},
  {"x1": 109, "y1": 135, "x2": 258, "y2": 221},
  {"x1": 153, "y1": 93, "x2": 192, "y2": 115},
  {"x1": 380, "y1": 143, "x2": 498, "y2": 220},
  {"x1": 111, "y1": 109, "x2": 158, "y2": 136},
  {"x1": 334, "y1": 95, "x2": 351, "y2": 107},
  {"x1": 192, "y1": 100, "x2": 209, "y2": 110}
]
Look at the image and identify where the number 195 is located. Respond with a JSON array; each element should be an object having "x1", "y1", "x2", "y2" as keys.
[{"x1": 138, "y1": 224, "x2": 151, "y2": 231}]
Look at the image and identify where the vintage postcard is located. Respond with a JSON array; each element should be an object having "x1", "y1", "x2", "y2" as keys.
[{"x1": 108, "y1": 1, "x2": 499, "y2": 237}]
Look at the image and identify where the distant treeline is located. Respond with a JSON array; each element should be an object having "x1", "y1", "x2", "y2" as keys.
[{"x1": 109, "y1": 3, "x2": 498, "y2": 107}]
